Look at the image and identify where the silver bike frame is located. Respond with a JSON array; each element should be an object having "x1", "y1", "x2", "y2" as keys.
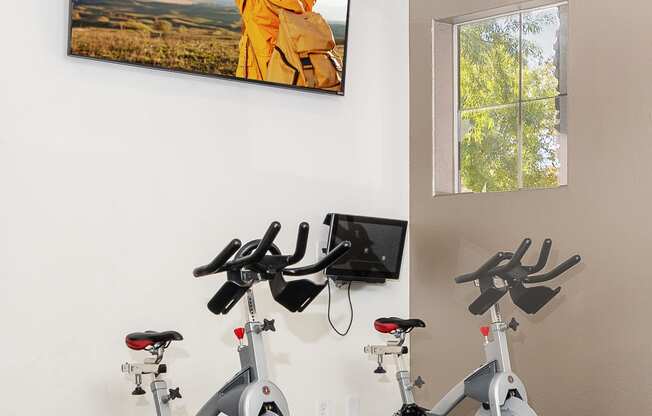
[
  {"x1": 428, "y1": 303, "x2": 537, "y2": 416},
  {"x1": 196, "y1": 288, "x2": 290, "y2": 416}
]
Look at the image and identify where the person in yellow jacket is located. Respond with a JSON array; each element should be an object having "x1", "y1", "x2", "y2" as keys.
[{"x1": 235, "y1": 0, "x2": 316, "y2": 80}]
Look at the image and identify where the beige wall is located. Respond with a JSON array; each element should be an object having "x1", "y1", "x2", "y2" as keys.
[{"x1": 410, "y1": 0, "x2": 652, "y2": 414}]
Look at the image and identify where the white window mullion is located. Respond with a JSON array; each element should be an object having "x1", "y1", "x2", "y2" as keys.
[{"x1": 517, "y1": 11, "x2": 524, "y2": 190}]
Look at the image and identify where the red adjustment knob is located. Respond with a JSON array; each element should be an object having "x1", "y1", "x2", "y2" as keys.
[
  {"x1": 480, "y1": 326, "x2": 490, "y2": 337},
  {"x1": 234, "y1": 327, "x2": 245, "y2": 340}
]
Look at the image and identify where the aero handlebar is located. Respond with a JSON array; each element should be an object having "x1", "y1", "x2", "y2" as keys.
[
  {"x1": 193, "y1": 239, "x2": 242, "y2": 278},
  {"x1": 193, "y1": 221, "x2": 351, "y2": 279},
  {"x1": 223, "y1": 222, "x2": 281, "y2": 270},
  {"x1": 454, "y1": 252, "x2": 506, "y2": 284},
  {"x1": 524, "y1": 255, "x2": 582, "y2": 284},
  {"x1": 284, "y1": 241, "x2": 352, "y2": 276},
  {"x1": 287, "y1": 222, "x2": 309, "y2": 266},
  {"x1": 454, "y1": 238, "x2": 581, "y2": 286},
  {"x1": 524, "y1": 238, "x2": 552, "y2": 273}
]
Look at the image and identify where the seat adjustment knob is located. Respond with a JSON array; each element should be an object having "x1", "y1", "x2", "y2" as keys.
[
  {"x1": 508, "y1": 318, "x2": 520, "y2": 332},
  {"x1": 262, "y1": 319, "x2": 276, "y2": 332},
  {"x1": 169, "y1": 388, "x2": 182, "y2": 401}
]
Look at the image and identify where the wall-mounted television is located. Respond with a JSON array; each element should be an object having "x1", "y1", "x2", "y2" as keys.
[{"x1": 67, "y1": 0, "x2": 351, "y2": 95}]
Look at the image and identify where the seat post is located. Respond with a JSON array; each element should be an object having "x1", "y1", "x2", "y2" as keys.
[
  {"x1": 393, "y1": 336, "x2": 416, "y2": 405},
  {"x1": 485, "y1": 304, "x2": 512, "y2": 373},
  {"x1": 151, "y1": 379, "x2": 172, "y2": 416},
  {"x1": 242, "y1": 288, "x2": 270, "y2": 381}
]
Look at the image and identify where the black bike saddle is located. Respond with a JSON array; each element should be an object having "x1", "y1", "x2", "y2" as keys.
[
  {"x1": 374, "y1": 317, "x2": 426, "y2": 333},
  {"x1": 125, "y1": 331, "x2": 183, "y2": 350}
]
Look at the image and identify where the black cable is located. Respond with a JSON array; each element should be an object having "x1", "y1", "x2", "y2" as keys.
[{"x1": 327, "y1": 279, "x2": 354, "y2": 337}]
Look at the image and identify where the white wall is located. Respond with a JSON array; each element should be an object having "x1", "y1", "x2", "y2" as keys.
[{"x1": 0, "y1": 1, "x2": 409, "y2": 415}]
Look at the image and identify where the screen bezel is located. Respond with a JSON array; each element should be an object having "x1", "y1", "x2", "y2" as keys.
[
  {"x1": 66, "y1": 0, "x2": 351, "y2": 96},
  {"x1": 325, "y1": 214, "x2": 408, "y2": 280}
]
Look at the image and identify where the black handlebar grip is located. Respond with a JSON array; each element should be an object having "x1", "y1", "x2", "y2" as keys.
[
  {"x1": 287, "y1": 222, "x2": 309, "y2": 265},
  {"x1": 454, "y1": 252, "x2": 506, "y2": 284},
  {"x1": 225, "y1": 222, "x2": 281, "y2": 269},
  {"x1": 193, "y1": 239, "x2": 242, "y2": 277},
  {"x1": 493, "y1": 239, "x2": 532, "y2": 273},
  {"x1": 524, "y1": 255, "x2": 581, "y2": 284},
  {"x1": 526, "y1": 239, "x2": 552, "y2": 273},
  {"x1": 284, "y1": 240, "x2": 352, "y2": 277}
]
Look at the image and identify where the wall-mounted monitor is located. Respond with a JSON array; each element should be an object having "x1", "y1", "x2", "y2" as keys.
[
  {"x1": 68, "y1": 0, "x2": 351, "y2": 95},
  {"x1": 324, "y1": 214, "x2": 408, "y2": 284}
]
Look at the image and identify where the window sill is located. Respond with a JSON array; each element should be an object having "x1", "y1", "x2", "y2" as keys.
[{"x1": 432, "y1": 184, "x2": 568, "y2": 198}]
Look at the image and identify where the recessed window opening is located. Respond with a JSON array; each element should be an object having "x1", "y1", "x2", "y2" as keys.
[{"x1": 452, "y1": 2, "x2": 568, "y2": 194}]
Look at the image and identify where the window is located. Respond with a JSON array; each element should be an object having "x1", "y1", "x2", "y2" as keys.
[{"x1": 445, "y1": 3, "x2": 568, "y2": 194}]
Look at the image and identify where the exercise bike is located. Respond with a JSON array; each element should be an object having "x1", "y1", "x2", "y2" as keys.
[
  {"x1": 121, "y1": 221, "x2": 349, "y2": 416},
  {"x1": 192, "y1": 221, "x2": 351, "y2": 416},
  {"x1": 365, "y1": 238, "x2": 581, "y2": 416},
  {"x1": 122, "y1": 331, "x2": 184, "y2": 416}
]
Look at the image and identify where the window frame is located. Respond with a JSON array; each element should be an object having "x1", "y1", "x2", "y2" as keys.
[{"x1": 449, "y1": 1, "x2": 569, "y2": 194}]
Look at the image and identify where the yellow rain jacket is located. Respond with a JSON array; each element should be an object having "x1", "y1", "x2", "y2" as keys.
[{"x1": 235, "y1": 0, "x2": 316, "y2": 80}]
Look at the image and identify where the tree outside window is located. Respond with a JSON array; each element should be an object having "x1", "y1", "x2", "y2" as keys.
[{"x1": 456, "y1": 4, "x2": 568, "y2": 193}]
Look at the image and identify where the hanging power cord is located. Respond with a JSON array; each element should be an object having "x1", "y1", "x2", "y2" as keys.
[{"x1": 327, "y1": 279, "x2": 354, "y2": 336}]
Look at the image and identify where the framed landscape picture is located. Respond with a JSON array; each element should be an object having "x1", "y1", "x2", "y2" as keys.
[{"x1": 68, "y1": 0, "x2": 351, "y2": 95}]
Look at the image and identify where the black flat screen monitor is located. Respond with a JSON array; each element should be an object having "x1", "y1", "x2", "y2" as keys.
[{"x1": 324, "y1": 214, "x2": 408, "y2": 283}]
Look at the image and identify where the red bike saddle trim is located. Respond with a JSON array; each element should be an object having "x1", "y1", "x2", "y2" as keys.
[
  {"x1": 374, "y1": 321, "x2": 400, "y2": 333},
  {"x1": 126, "y1": 339, "x2": 155, "y2": 350},
  {"x1": 374, "y1": 317, "x2": 427, "y2": 333},
  {"x1": 125, "y1": 331, "x2": 183, "y2": 350}
]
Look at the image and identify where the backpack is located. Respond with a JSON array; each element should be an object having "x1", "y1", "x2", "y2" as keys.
[{"x1": 266, "y1": 9, "x2": 343, "y2": 91}]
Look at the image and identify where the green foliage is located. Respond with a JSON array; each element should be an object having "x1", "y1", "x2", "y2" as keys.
[{"x1": 459, "y1": 11, "x2": 562, "y2": 193}]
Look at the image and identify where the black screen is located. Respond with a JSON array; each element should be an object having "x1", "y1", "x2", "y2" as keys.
[{"x1": 325, "y1": 214, "x2": 407, "y2": 281}]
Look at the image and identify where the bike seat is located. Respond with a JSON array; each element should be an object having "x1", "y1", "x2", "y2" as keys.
[
  {"x1": 374, "y1": 317, "x2": 426, "y2": 333},
  {"x1": 125, "y1": 331, "x2": 183, "y2": 350}
]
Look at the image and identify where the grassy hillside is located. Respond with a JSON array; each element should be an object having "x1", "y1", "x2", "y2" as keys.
[{"x1": 71, "y1": 0, "x2": 242, "y2": 31}]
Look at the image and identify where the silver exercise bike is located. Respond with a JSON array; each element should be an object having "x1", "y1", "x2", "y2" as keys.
[
  {"x1": 365, "y1": 238, "x2": 581, "y2": 416},
  {"x1": 122, "y1": 331, "x2": 184, "y2": 416},
  {"x1": 193, "y1": 221, "x2": 351, "y2": 416}
]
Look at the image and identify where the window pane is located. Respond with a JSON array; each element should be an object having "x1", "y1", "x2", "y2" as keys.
[
  {"x1": 459, "y1": 14, "x2": 520, "y2": 110},
  {"x1": 522, "y1": 97, "x2": 567, "y2": 189},
  {"x1": 459, "y1": 105, "x2": 519, "y2": 192},
  {"x1": 522, "y1": 5, "x2": 568, "y2": 100}
]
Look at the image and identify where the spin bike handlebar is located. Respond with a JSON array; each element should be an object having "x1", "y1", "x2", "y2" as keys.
[
  {"x1": 193, "y1": 239, "x2": 243, "y2": 277},
  {"x1": 523, "y1": 255, "x2": 582, "y2": 284},
  {"x1": 454, "y1": 238, "x2": 580, "y2": 285},
  {"x1": 454, "y1": 252, "x2": 507, "y2": 284},
  {"x1": 193, "y1": 222, "x2": 281, "y2": 277},
  {"x1": 453, "y1": 238, "x2": 582, "y2": 315},
  {"x1": 525, "y1": 238, "x2": 552, "y2": 273},
  {"x1": 193, "y1": 221, "x2": 352, "y2": 278},
  {"x1": 223, "y1": 222, "x2": 282, "y2": 270},
  {"x1": 492, "y1": 238, "x2": 532, "y2": 274},
  {"x1": 283, "y1": 240, "x2": 352, "y2": 276},
  {"x1": 287, "y1": 222, "x2": 309, "y2": 265}
]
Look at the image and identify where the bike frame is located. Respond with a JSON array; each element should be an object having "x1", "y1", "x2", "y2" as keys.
[
  {"x1": 428, "y1": 303, "x2": 535, "y2": 416},
  {"x1": 196, "y1": 288, "x2": 290, "y2": 416}
]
